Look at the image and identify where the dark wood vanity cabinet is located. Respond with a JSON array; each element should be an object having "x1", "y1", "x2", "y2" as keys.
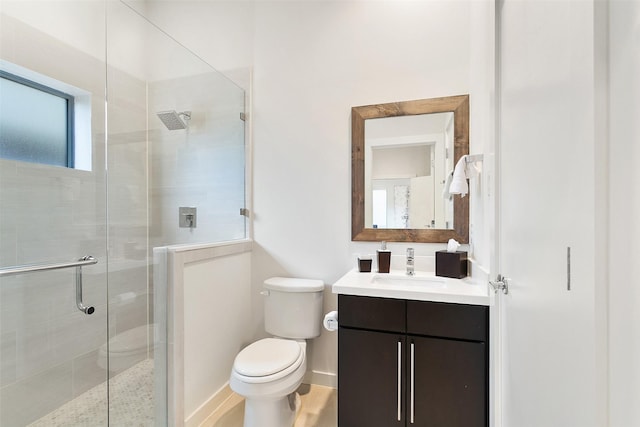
[{"x1": 338, "y1": 295, "x2": 489, "y2": 427}]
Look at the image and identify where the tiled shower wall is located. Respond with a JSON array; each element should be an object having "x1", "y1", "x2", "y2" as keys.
[{"x1": 148, "y1": 71, "x2": 246, "y2": 248}]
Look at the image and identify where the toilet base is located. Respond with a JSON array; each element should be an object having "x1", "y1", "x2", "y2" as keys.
[{"x1": 244, "y1": 392, "x2": 300, "y2": 427}]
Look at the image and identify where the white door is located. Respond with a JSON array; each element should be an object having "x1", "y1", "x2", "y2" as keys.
[{"x1": 495, "y1": 1, "x2": 606, "y2": 426}]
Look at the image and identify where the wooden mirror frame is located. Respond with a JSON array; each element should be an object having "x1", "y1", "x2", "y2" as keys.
[{"x1": 351, "y1": 94, "x2": 470, "y2": 243}]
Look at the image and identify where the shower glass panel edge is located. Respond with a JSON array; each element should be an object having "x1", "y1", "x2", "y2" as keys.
[
  {"x1": 106, "y1": 2, "x2": 167, "y2": 425},
  {"x1": 107, "y1": 1, "x2": 246, "y2": 425}
]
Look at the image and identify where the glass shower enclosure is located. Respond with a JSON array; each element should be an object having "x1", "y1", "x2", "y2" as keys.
[{"x1": 0, "y1": 1, "x2": 246, "y2": 425}]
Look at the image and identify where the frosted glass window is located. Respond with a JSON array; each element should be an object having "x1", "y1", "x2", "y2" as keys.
[{"x1": 0, "y1": 71, "x2": 74, "y2": 167}]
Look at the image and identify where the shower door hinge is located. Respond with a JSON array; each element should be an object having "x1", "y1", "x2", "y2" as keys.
[
  {"x1": 240, "y1": 208, "x2": 250, "y2": 217},
  {"x1": 240, "y1": 112, "x2": 246, "y2": 121},
  {"x1": 489, "y1": 274, "x2": 509, "y2": 295}
]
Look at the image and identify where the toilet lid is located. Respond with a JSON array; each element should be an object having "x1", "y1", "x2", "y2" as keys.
[{"x1": 234, "y1": 338, "x2": 301, "y2": 377}]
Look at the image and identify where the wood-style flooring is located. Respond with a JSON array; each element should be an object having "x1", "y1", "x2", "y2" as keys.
[{"x1": 200, "y1": 384, "x2": 337, "y2": 427}]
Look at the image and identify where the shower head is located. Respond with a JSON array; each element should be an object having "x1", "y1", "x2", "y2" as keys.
[{"x1": 156, "y1": 110, "x2": 191, "y2": 130}]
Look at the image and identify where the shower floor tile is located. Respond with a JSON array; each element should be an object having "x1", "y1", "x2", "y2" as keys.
[{"x1": 28, "y1": 359, "x2": 155, "y2": 427}]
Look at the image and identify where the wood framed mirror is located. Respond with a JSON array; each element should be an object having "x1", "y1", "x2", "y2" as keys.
[{"x1": 351, "y1": 94, "x2": 469, "y2": 243}]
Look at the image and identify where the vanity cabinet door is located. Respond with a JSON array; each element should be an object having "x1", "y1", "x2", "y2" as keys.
[
  {"x1": 338, "y1": 327, "x2": 406, "y2": 427},
  {"x1": 410, "y1": 335, "x2": 487, "y2": 427}
]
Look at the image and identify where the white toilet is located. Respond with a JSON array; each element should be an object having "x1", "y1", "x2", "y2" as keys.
[{"x1": 230, "y1": 277, "x2": 324, "y2": 427}]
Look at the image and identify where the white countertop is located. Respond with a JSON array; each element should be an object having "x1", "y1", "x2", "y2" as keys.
[{"x1": 332, "y1": 268, "x2": 490, "y2": 306}]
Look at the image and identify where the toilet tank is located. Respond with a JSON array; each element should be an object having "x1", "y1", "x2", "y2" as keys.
[{"x1": 263, "y1": 277, "x2": 324, "y2": 339}]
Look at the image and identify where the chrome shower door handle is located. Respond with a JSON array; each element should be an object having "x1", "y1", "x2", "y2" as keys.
[
  {"x1": 0, "y1": 255, "x2": 97, "y2": 315},
  {"x1": 75, "y1": 256, "x2": 95, "y2": 315}
]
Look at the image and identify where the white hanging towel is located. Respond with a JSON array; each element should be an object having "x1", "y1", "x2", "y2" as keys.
[
  {"x1": 448, "y1": 155, "x2": 469, "y2": 197},
  {"x1": 442, "y1": 170, "x2": 454, "y2": 199},
  {"x1": 448, "y1": 155, "x2": 480, "y2": 198}
]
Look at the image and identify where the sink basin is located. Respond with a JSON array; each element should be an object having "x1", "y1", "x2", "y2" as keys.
[
  {"x1": 332, "y1": 269, "x2": 490, "y2": 305},
  {"x1": 371, "y1": 274, "x2": 446, "y2": 289}
]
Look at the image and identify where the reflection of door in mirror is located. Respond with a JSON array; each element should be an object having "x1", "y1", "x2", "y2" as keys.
[
  {"x1": 409, "y1": 176, "x2": 433, "y2": 228},
  {"x1": 364, "y1": 112, "x2": 454, "y2": 230}
]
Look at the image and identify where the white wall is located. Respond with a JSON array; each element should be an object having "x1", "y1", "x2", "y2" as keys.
[
  {"x1": 468, "y1": 0, "x2": 495, "y2": 271},
  {"x1": 251, "y1": 0, "x2": 487, "y2": 383},
  {"x1": 140, "y1": 0, "x2": 493, "y2": 396},
  {"x1": 609, "y1": 1, "x2": 640, "y2": 425},
  {"x1": 125, "y1": 0, "x2": 254, "y2": 90}
]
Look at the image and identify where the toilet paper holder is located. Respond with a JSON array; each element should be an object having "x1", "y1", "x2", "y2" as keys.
[{"x1": 323, "y1": 311, "x2": 338, "y2": 331}]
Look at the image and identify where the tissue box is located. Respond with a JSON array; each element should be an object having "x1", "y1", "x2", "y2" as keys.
[{"x1": 435, "y1": 250, "x2": 468, "y2": 278}]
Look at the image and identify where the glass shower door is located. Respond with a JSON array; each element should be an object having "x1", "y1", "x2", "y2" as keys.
[
  {"x1": 0, "y1": 2, "x2": 109, "y2": 425},
  {"x1": 1, "y1": 0, "x2": 245, "y2": 424}
]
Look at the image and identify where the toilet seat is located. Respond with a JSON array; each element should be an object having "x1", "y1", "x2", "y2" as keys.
[{"x1": 232, "y1": 338, "x2": 304, "y2": 384}]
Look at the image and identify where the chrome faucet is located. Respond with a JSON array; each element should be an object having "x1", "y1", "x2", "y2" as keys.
[{"x1": 406, "y1": 248, "x2": 415, "y2": 276}]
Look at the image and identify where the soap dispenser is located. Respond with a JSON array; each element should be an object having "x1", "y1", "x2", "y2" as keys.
[{"x1": 377, "y1": 241, "x2": 391, "y2": 273}]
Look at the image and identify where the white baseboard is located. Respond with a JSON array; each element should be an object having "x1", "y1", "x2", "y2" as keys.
[
  {"x1": 303, "y1": 370, "x2": 337, "y2": 388},
  {"x1": 185, "y1": 383, "x2": 234, "y2": 427}
]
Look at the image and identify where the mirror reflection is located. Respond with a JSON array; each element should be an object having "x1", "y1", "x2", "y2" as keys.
[{"x1": 365, "y1": 112, "x2": 454, "y2": 230}]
